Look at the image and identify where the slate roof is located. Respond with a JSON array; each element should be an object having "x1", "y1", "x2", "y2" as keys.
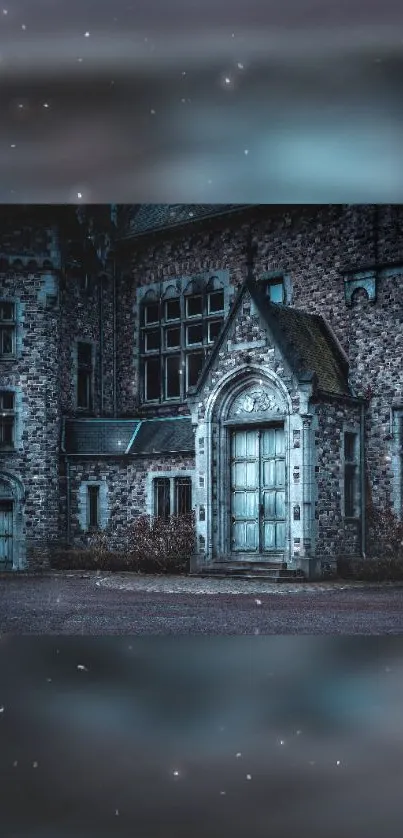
[
  {"x1": 63, "y1": 420, "x2": 140, "y2": 456},
  {"x1": 63, "y1": 417, "x2": 194, "y2": 456},
  {"x1": 128, "y1": 417, "x2": 194, "y2": 455},
  {"x1": 266, "y1": 301, "x2": 350, "y2": 397},
  {"x1": 118, "y1": 204, "x2": 251, "y2": 238},
  {"x1": 192, "y1": 279, "x2": 351, "y2": 399}
]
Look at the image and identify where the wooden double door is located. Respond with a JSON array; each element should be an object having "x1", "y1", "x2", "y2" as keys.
[
  {"x1": 0, "y1": 500, "x2": 13, "y2": 568},
  {"x1": 230, "y1": 426, "x2": 286, "y2": 558}
]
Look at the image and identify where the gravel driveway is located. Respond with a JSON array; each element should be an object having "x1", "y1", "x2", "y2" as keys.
[{"x1": 1, "y1": 572, "x2": 403, "y2": 634}]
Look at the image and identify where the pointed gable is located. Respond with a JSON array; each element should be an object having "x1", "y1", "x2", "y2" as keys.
[{"x1": 190, "y1": 278, "x2": 350, "y2": 398}]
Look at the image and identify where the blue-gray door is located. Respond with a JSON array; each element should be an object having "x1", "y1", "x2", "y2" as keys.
[
  {"x1": 0, "y1": 500, "x2": 13, "y2": 568},
  {"x1": 230, "y1": 427, "x2": 286, "y2": 556}
]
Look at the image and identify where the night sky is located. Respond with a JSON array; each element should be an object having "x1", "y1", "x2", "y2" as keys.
[
  {"x1": 1, "y1": 637, "x2": 403, "y2": 837},
  {"x1": 0, "y1": 1, "x2": 402, "y2": 201}
]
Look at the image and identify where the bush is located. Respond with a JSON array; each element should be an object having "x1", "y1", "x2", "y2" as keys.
[
  {"x1": 125, "y1": 512, "x2": 195, "y2": 574},
  {"x1": 50, "y1": 513, "x2": 196, "y2": 574}
]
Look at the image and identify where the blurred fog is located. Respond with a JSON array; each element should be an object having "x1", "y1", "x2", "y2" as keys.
[
  {"x1": 0, "y1": 1, "x2": 402, "y2": 200},
  {"x1": 2, "y1": 638, "x2": 403, "y2": 836}
]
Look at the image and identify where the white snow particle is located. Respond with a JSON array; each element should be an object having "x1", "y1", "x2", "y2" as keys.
[
  {"x1": 246, "y1": 774, "x2": 252, "y2": 780},
  {"x1": 77, "y1": 664, "x2": 87, "y2": 671}
]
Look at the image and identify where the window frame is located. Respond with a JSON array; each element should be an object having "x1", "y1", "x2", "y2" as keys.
[
  {"x1": 140, "y1": 279, "x2": 226, "y2": 404},
  {"x1": 153, "y1": 477, "x2": 171, "y2": 519},
  {"x1": 0, "y1": 390, "x2": 15, "y2": 450},
  {"x1": 0, "y1": 300, "x2": 16, "y2": 359},
  {"x1": 87, "y1": 484, "x2": 100, "y2": 529},
  {"x1": 152, "y1": 475, "x2": 193, "y2": 518}
]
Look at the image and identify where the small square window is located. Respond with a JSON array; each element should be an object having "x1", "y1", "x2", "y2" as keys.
[
  {"x1": 268, "y1": 282, "x2": 284, "y2": 304},
  {"x1": 0, "y1": 302, "x2": 14, "y2": 321},
  {"x1": 145, "y1": 357, "x2": 161, "y2": 401},
  {"x1": 77, "y1": 371, "x2": 92, "y2": 410},
  {"x1": 165, "y1": 355, "x2": 181, "y2": 399},
  {"x1": 145, "y1": 302, "x2": 159, "y2": 324},
  {"x1": 186, "y1": 352, "x2": 204, "y2": 389},
  {"x1": 145, "y1": 329, "x2": 160, "y2": 352},
  {"x1": 165, "y1": 299, "x2": 181, "y2": 320},
  {"x1": 186, "y1": 295, "x2": 203, "y2": 318},
  {"x1": 0, "y1": 392, "x2": 15, "y2": 449},
  {"x1": 0, "y1": 417, "x2": 14, "y2": 448},
  {"x1": 208, "y1": 290, "x2": 224, "y2": 313},
  {"x1": 0, "y1": 302, "x2": 16, "y2": 357},
  {"x1": 77, "y1": 342, "x2": 92, "y2": 367},
  {"x1": 208, "y1": 320, "x2": 223, "y2": 343},
  {"x1": 165, "y1": 326, "x2": 181, "y2": 349},
  {"x1": 345, "y1": 432, "x2": 356, "y2": 462},
  {"x1": 0, "y1": 391, "x2": 14, "y2": 411},
  {"x1": 186, "y1": 323, "x2": 203, "y2": 346}
]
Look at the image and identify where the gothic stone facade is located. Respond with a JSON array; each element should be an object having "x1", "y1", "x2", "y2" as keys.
[{"x1": 1, "y1": 204, "x2": 403, "y2": 579}]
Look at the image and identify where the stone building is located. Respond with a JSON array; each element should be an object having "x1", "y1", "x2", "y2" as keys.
[{"x1": 1, "y1": 203, "x2": 403, "y2": 579}]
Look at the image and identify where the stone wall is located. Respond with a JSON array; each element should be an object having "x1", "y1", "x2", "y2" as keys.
[
  {"x1": 0, "y1": 252, "x2": 62, "y2": 567},
  {"x1": 64, "y1": 455, "x2": 195, "y2": 548}
]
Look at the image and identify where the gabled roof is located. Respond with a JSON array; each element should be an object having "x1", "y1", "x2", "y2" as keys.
[
  {"x1": 190, "y1": 278, "x2": 351, "y2": 398},
  {"x1": 62, "y1": 417, "x2": 194, "y2": 456},
  {"x1": 117, "y1": 204, "x2": 252, "y2": 239}
]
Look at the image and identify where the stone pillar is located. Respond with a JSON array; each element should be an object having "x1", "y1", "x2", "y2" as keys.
[{"x1": 301, "y1": 414, "x2": 314, "y2": 557}]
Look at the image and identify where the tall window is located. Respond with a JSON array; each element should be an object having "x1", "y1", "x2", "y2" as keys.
[
  {"x1": 0, "y1": 391, "x2": 15, "y2": 449},
  {"x1": 175, "y1": 477, "x2": 192, "y2": 515},
  {"x1": 87, "y1": 485, "x2": 100, "y2": 528},
  {"x1": 154, "y1": 477, "x2": 171, "y2": 519},
  {"x1": 153, "y1": 476, "x2": 192, "y2": 517},
  {"x1": 344, "y1": 431, "x2": 359, "y2": 517},
  {"x1": 77, "y1": 342, "x2": 93, "y2": 411},
  {"x1": 141, "y1": 277, "x2": 225, "y2": 402},
  {"x1": 0, "y1": 301, "x2": 16, "y2": 358}
]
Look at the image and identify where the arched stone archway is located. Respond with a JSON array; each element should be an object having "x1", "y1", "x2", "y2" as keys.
[
  {"x1": 211, "y1": 369, "x2": 291, "y2": 562},
  {"x1": 191, "y1": 363, "x2": 317, "y2": 572},
  {"x1": 0, "y1": 473, "x2": 25, "y2": 570}
]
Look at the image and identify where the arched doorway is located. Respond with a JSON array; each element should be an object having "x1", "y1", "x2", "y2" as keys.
[
  {"x1": 0, "y1": 474, "x2": 25, "y2": 570},
  {"x1": 205, "y1": 366, "x2": 293, "y2": 564}
]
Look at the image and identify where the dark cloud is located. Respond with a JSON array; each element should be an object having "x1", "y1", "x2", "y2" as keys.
[
  {"x1": 0, "y1": 2, "x2": 402, "y2": 200},
  {"x1": 2, "y1": 638, "x2": 403, "y2": 836}
]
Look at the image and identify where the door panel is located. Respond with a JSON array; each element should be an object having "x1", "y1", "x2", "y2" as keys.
[
  {"x1": 231, "y1": 426, "x2": 286, "y2": 557},
  {"x1": 0, "y1": 501, "x2": 13, "y2": 565}
]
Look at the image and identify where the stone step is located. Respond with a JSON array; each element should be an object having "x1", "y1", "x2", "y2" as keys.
[{"x1": 191, "y1": 563, "x2": 306, "y2": 581}]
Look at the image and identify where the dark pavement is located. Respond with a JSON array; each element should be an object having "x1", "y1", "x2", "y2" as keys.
[{"x1": 1, "y1": 574, "x2": 403, "y2": 634}]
